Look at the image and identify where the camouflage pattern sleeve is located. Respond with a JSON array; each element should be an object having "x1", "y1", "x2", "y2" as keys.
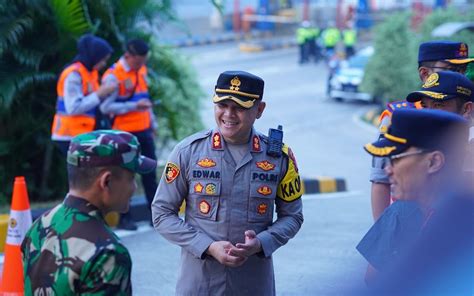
[
  {"x1": 80, "y1": 245, "x2": 132, "y2": 295},
  {"x1": 257, "y1": 145, "x2": 304, "y2": 257}
]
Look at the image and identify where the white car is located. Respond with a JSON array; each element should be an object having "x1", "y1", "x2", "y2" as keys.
[{"x1": 327, "y1": 46, "x2": 374, "y2": 102}]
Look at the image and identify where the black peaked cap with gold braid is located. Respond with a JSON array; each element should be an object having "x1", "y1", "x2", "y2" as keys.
[
  {"x1": 364, "y1": 109, "x2": 469, "y2": 157},
  {"x1": 213, "y1": 71, "x2": 264, "y2": 109}
]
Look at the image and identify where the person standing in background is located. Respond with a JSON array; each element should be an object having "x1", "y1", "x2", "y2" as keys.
[
  {"x1": 101, "y1": 39, "x2": 158, "y2": 230},
  {"x1": 51, "y1": 34, "x2": 116, "y2": 155}
]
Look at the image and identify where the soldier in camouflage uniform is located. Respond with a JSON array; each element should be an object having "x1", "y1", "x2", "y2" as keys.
[
  {"x1": 21, "y1": 130, "x2": 156, "y2": 295},
  {"x1": 152, "y1": 71, "x2": 304, "y2": 295}
]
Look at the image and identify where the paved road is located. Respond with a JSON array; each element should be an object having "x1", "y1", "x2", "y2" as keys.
[{"x1": 123, "y1": 42, "x2": 378, "y2": 295}]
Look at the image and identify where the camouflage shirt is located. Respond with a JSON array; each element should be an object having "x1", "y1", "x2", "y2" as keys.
[{"x1": 21, "y1": 195, "x2": 132, "y2": 295}]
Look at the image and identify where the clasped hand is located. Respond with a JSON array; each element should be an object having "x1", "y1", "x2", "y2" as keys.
[{"x1": 207, "y1": 230, "x2": 262, "y2": 267}]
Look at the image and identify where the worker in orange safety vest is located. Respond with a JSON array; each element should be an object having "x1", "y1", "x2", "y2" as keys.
[
  {"x1": 101, "y1": 39, "x2": 158, "y2": 230},
  {"x1": 51, "y1": 34, "x2": 116, "y2": 155}
]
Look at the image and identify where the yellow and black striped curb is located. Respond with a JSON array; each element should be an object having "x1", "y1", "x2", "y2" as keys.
[{"x1": 302, "y1": 177, "x2": 347, "y2": 194}]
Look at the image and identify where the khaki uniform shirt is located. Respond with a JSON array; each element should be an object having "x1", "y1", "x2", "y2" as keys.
[{"x1": 152, "y1": 128, "x2": 304, "y2": 296}]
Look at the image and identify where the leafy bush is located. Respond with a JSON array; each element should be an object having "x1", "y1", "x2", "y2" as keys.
[
  {"x1": 359, "y1": 12, "x2": 419, "y2": 105},
  {"x1": 361, "y1": 7, "x2": 474, "y2": 107},
  {"x1": 0, "y1": 0, "x2": 204, "y2": 204}
]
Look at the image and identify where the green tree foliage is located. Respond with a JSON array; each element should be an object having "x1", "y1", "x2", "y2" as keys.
[
  {"x1": 360, "y1": 12, "x2": 419, "y2": 105},
  {"x1": 361, "y1": 7, "x2": 474, "y2": 107},
  {"x1": 0, "y1": 0, "x2": 204, "y2": 204}
]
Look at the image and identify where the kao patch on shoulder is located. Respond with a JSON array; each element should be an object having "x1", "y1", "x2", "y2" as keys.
[
  {"x1": 277, "y1": 154, "x2": 303, "y2": 202},
  {"x1": 164, "y1": 162, "x2": 180, "y2": 183}
]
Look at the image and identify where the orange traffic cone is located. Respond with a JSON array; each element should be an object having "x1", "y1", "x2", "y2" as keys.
[{"x1": 0, "y1": 176, "x2": 32, "y2": 295}]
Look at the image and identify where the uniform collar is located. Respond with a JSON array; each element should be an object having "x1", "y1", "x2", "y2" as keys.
[
  {"x1": 64, "y1": 194, "x2": 103, "y2": 219},
  {"x1": 211, "y1": 128, "x2": 262, "y2": 153}
]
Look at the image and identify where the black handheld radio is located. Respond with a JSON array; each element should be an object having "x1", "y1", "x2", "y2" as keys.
[{"x1": 266, "y1": 125, "x2": 283, "y2": 157}]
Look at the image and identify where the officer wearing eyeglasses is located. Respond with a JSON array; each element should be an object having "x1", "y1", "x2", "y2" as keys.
[
  {"x1": 370, "y1": 41, "x2": 474, "y2": 223},
  {"x1": 358, "y1": 108, "x2": 470, "y2": 285},
  {"x1": 358, "y1": 71, "x2": 474, "y2": 284},
  {"x1": 357, "y1": 108, "x2": 474, "y2": 295}
]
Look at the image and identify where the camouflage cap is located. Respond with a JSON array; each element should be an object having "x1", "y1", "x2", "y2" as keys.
[{"x1": 67, "y1": 130, "x2": 157, "y2": 174}]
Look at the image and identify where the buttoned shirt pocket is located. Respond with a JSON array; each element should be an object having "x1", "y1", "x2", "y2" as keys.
[
  {"x1": 248, "y1": 182, "x2": 277, "y2": 223},
  {"x1": 189, "y1": 156, "x2": 222, "y2": 221},
  {"x1": 190, "y1": 181, "x2": 221, "y2": 221}
]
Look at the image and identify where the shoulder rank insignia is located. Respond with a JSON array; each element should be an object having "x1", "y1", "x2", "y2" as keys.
[
  {"x1": 256, "y1": 160, "x2": 275, "y2": 171},
  {"x1": 252, "y1": 135, "x2": 261, "y2": 152},
  {"x1": 164, "y1": 162, "x2": 180, "y2": 183},
  {"x1": 197, "y1": 158, "x2": 216, "y2": 168},
  {"x1": 212, "y1": 132, "x2": 223, "y2": 150},
  {"x1": 387, "y1": 100, "x2": 417, "y2": 113}
]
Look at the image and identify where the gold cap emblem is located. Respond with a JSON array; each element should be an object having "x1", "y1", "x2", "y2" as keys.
[
  {"x1": 423, "y1": 73, "x2": 439, "y2": 88},
  {"x1": 230, "y1": 76, "x2": 241, "y2": 91}
]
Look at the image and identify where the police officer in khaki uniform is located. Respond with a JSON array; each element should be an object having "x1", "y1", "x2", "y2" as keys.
[{"x1": 152, "y1": 71, "x2": 304, "y2": 296}]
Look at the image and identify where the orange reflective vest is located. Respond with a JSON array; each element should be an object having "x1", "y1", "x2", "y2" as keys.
[
  {"x1": 51, "y1": 62, "x2": 99, "y2": 141},
  {"x1": 103, "y1": 59, "x2": 151, "y2": 132}
]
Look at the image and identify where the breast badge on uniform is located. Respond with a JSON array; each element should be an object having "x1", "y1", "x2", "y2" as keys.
[
  {"x1": 256, "y1": 160, "x2": 275, "y2": 171},
  {"x1": 199, "y1": 200, "x2": 211, "y2": 214},
  {"x1": 194, "y1": 182, "x2": 204, "y2": 193},
  {"x1": 164, "y1": 162, "x2": 180, "y2": 183},
  {"x1": 197, "y1": 158, "x2": 216, "y2": 168},
  {"x1": 205, "y1": 183, "x2": 217, "y2": 195},
  {"x1": 257, "y1": 185, "x2": 272, "y2": 196},
  {"x1": 257, "y1": 203, "x2": 268, "y2": 215}
]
